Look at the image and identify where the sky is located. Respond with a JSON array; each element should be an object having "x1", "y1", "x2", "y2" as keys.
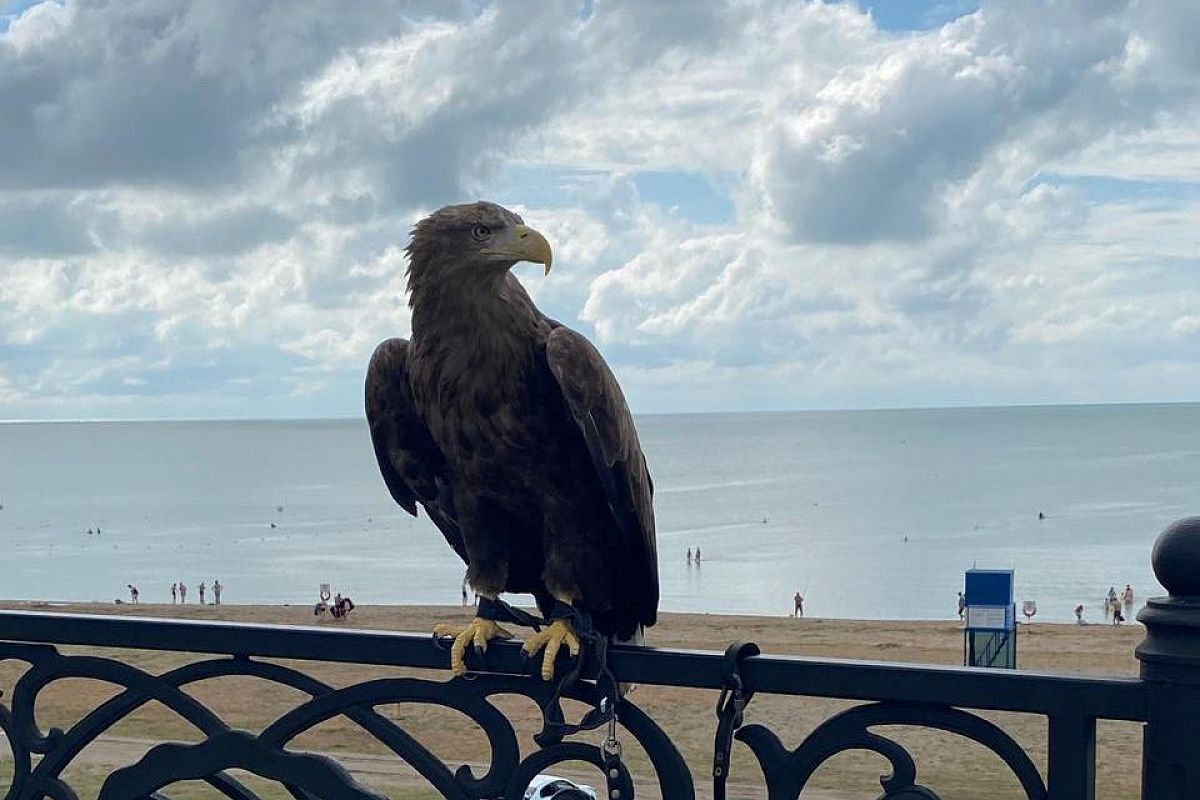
[{"x1": 0, "y1": 0, "x2": 1198, "y2": 420}]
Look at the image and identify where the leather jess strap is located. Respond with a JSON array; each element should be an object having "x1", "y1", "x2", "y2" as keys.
[{"x1": 713, "y1": 640, "x2": 760, "y2": 800}]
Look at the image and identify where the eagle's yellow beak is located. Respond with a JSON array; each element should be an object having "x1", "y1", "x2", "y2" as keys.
[{"x1": 483, "y1": 224, "x2": 554, "y2": 275}]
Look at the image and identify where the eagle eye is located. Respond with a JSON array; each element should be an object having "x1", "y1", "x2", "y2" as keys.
[{"x1": 471, "y1": 224, "x2": 491, "y2": 241}]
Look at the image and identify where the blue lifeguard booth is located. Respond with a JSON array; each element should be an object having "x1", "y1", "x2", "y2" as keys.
[{"x1": 963, "y1": 568, "x2": 1017, "y2": 668}]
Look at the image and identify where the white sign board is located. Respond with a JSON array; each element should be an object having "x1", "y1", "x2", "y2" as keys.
[{"x1": 967, "y1": 605, "x2": 1008, "y2": 631}]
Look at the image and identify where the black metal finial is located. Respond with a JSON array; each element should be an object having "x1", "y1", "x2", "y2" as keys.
[{"x1": 1151, "y1": 517, "x2": 1200, "y2": 598}]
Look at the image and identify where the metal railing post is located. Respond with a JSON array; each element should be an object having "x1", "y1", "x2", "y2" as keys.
[
  {"x1": 1136, "y1": 517, "x2": 1200, "y2": 800},
  {"x1": 1047, "y1": 712, "x2": 1096, "y2": 800}
]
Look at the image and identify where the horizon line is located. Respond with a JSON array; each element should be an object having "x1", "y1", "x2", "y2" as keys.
[{"x1": 1, "y1": 398, "x2": 1197, "y2": 424}]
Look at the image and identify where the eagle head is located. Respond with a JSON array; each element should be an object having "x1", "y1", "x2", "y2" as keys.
[{"x1": 405, "y1": 202, "x2": 553, "y2": 296}]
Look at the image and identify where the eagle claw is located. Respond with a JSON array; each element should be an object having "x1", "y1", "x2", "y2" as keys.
[
  {"x1": 521, "y1": 619, "x2": 582, "y2": 681},
  {"x1": 433, "y1": 618, "x2": 513, "y2": 676}
]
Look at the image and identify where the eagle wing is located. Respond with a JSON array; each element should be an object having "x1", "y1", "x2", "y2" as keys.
[
  {"x1": 364, "y1": 338, "x2": 467, "y2": 562},
  {"x1": 545, "y1": 326, "x2": 659, "y2": 626}
]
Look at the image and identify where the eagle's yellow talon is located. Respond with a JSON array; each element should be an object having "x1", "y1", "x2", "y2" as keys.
[
  {"x1": 521, "y1": 619, "x2": 581, "y2": 681},
  {"x1": 434, "y1": 617, "x2": 512, "y2": 676}
]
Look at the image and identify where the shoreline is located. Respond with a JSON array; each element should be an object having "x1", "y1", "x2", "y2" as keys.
[
  {"x1": 0, "y1": 598, "x2": 1145, "y2": 626},
  {"x1": 0, "y1": 597, "x2": 1145, "y2": 621}
]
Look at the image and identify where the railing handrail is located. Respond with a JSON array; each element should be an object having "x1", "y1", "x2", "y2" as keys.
[{"x1": 0, "y1": 608, "x2": 1147, "y2": 721}]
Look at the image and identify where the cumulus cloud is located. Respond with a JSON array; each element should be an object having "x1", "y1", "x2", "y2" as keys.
[
  {"x1": 265, "y1": 2, "x2": 591, "y2": 210},
  {"x1": 0, "y1": 0, "x2": 456, "y2": 191},
  {"x1": 1, "y1": 0, "x2": 1199, "y2": 418},
  {"x1": 751, "y1": 1, "x2": 1200, "y2": 243}
]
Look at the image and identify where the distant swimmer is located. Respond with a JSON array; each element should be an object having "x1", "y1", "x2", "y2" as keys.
[
  {"x1": 686, "y1": 547, "x2": 692, "y2": 565},
  {"x1": 277, "y1": 505, "x2": 284, "y2": 512},
  {"x1": 903, "y1": 534, "x2": 908, "y2": 543},
  {"x1": 761, "y1": 517, "x2": 768, "y2": 524},
  {"x1": 1038, "y1": 511, "x2": 1045, "y2": 520},
  {"x1": 270, "y1": 522, "x2": 277, "y2": 529},
  {"x1": 694, "y1": 546, "x2": 702, "y2": 564},
  {"x1": 87, "y1": 528, "x2": 94, "y2": 535}
]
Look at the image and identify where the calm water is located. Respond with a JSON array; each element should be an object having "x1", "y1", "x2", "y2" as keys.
[{"x1": 1, "y1": 405, "x2": 1195, "y2": 621}]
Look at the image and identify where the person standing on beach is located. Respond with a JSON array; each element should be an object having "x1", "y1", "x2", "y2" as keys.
[
  {"x1": 794, "y1": 591, "x2": 804, "y2": 617},
  {"x1": 461, "y1": 573, "x2": 470, "y2": 607},
  {"x1": 127, "y1": 584, "x2": 139, "y2": 604},
  {"x1": 957, "y1": 591, "x2": 966, "y2": 620},
  {"x1": 198, "y1": 581, "x2": 206, "y2": 604},
  {"x1": 1074, "y1": 604, "x2": 1084, "y2": 624},
  {"x1": 179, "y1": 581, "x2": 187, "y2": 603},
  {"x1": 171, "y1": 583, "x2": 177, "y2": 603},
  {"x1": 213, "y1": 579, "x2": 222, "y2": 605}
]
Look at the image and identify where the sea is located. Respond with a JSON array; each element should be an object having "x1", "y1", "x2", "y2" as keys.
[{"x1": 1, "y1": 404, "x2": 1196, "y2": 622}]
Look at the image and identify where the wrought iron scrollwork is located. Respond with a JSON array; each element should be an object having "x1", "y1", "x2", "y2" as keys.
[
  {"x1": 0, "y1": 619, "x2": 1079, "y2": 800},
  {"x1": 0, "y1": 697, "x2": 32, "y2": 800},
  {"x1": 99, "y1": 730, "x2": 388, "y2": 800},
  {"x1": 736, "y1": 702, "x2": 1048, "y2": 800},
  {"x1": 0, "y1": 641, "x2": 691, "y2": 800}
]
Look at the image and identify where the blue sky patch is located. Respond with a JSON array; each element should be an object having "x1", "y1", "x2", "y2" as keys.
[
  {"x1": 490, "y1": 165, "x2": 610, "y2": 211},
  {"x1": 633, "y1": 170, "x2": 736, "y2": 225},
  {"x1": 858, "y1": 0, "x2": 980, "y2": 31},
  {"x1": 1027, "y1": 173, "x2": 1200, "y2": 206},
  {"x1": 490, "y1": 165, "x2": 736, "y2": 226},
  {"x1": 1, "y1": 0, "x2": 50, "y2": 32}
]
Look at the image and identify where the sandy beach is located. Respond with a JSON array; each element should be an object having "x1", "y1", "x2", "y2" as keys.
[{"x1": 0, "y1": 602, "x2": 1145, "y2": 799}]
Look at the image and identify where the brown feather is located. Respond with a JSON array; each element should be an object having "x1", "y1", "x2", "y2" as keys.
[{"x1": 366, "y1": 202, "x2": 658, "y2": 637}]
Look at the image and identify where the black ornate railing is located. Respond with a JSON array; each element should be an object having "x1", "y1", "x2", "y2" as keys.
[{"x1": 2, "y1": 516, "x2": 1199, "y2": 800}]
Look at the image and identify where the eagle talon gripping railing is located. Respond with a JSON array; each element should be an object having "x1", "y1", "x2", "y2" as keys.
[
  {"x1": 2, "y1": 517, "x2": 1200, "y2": 799},
  {"x1": 457, "y1": 595, "x2": 623, "y2": 744}
]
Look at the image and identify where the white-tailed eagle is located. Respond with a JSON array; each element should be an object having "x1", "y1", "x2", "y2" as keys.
[{"x1": 365, "y1": 201, "x2": 658, "y2": 679}]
